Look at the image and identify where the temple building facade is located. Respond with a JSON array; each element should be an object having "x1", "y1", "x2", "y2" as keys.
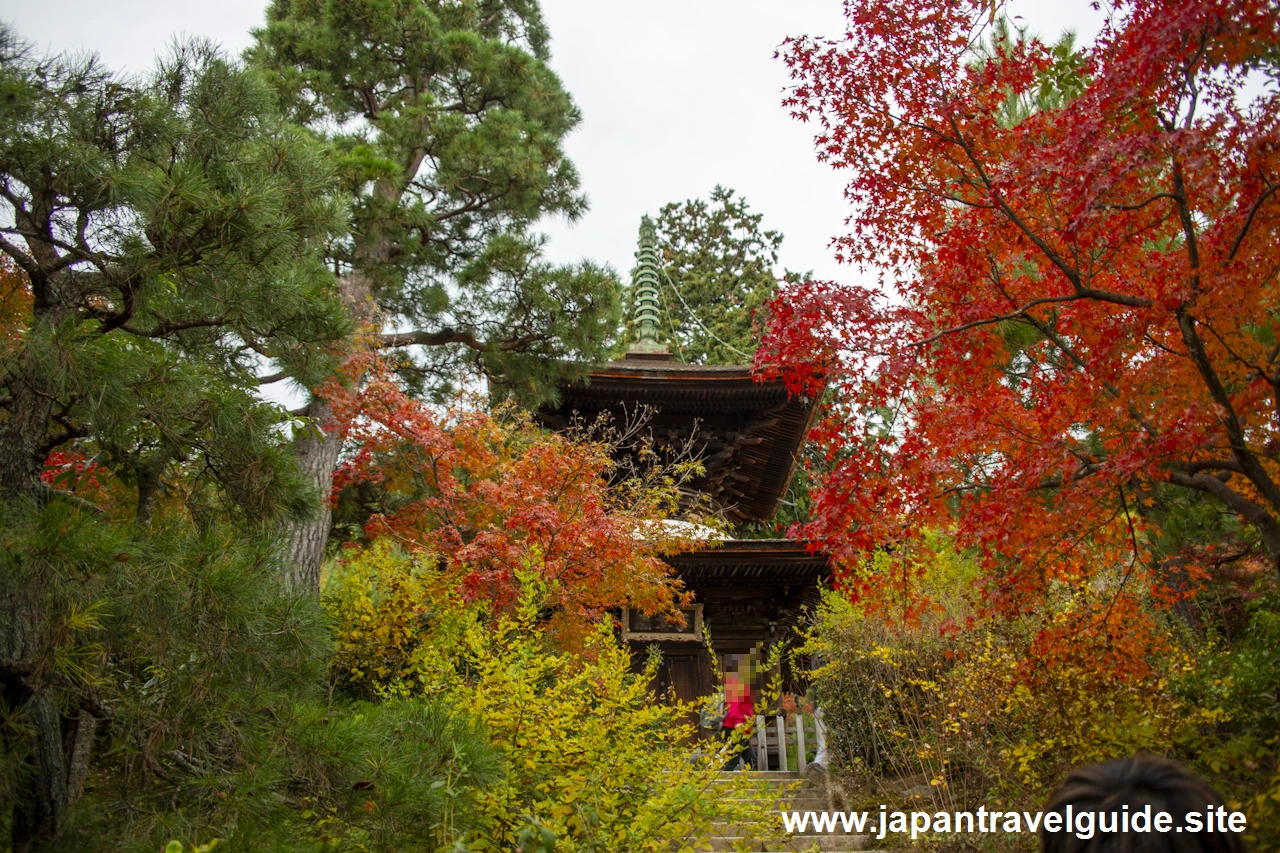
[{"x1": 538, "y1": 217, "x2": 829, "y2": 705}]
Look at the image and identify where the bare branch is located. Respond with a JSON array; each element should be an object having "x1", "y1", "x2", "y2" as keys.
[
  {"x1": 379, "y1": 328, "x2": 487, "y2": 352},
  {"x1": 257, "y1": 370, "x2": 290, "y2": 385},
  {"x1": 912, "y1": 293, "x2": 1086, "y2": 347},
  {"x1": 118, "y1": 314, "x2": 229, "y2": 338},
  {"x1": 1228, "y1": 181, "x2": 1280, "y2": 262},
  {"x1": 1169, "y1": 469, "x2": 1280, "y2": 561}
]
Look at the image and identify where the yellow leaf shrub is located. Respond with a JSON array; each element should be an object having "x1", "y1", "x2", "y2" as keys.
[
  {"x1": 327, "y1": 545, "x2": 782, "y2": 852},
  {"x1": 805, "y1": 549, "x2": 1214, "y2": 812},
  {"x1": 324, "y1": 541, "x2": 449, "y2": 696},
  {"x1": 942, "y1": 626, "x2": 1214, "y2": 793}
]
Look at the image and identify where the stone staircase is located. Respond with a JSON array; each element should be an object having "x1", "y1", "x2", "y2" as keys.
[{"x1": 703, "y1": 770, "x2": 886, "y2": 853}]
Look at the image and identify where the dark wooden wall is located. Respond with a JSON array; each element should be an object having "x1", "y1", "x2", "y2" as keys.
[{"x1": 630, "y1": 576, "x2": 822, "y2": 708}]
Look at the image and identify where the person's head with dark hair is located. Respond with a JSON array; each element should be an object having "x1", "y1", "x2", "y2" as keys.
[{"x1": 1042, "y1": 755, "x2": 1248, "y2": 853}]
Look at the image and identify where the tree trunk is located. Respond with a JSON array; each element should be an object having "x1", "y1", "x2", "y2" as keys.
[
  {"x1": 275, "y1": 264, "x2": 379, "y2": 596},
  {"x1": 65, "y1": 709, "x2": 98, "y2": 803},
  {"x1": 2, "y1": 317, "x2": 73, "y2": 848},
  {"x1": 276, "y1": 397, "x2": 345, "y2": 594},
  {"x1": 10, "y1": 694, "x2": 68, "y2": 853},
  {"x1": 3, "y1": 316, "x2": 104, "y2": 846},
  {"x1": 2, "y1": 586, "x2": 69, "y2": 852},
  {"x1": 0, "y1": 363, "x2": 56, "y2": 500},
  {"x1": 135, "y1": 467, "x2": 161, "y2": 530}
]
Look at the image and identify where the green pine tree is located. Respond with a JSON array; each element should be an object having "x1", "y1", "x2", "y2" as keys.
[
  {"x1": 0, "y1": 31, "x2": 349, "y2": 845},
  {"x1": 247, "y1": 0, "x2": 621, "y2": 589}
]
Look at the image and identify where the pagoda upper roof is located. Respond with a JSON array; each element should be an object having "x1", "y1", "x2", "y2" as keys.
[{"x1": 539, "y1": 354, "x2": 819, "y2": 522}]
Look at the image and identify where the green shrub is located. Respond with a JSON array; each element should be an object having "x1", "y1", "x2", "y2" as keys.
[{"x1": 0, "y1": 501, "x2": 497, "y2": 852}]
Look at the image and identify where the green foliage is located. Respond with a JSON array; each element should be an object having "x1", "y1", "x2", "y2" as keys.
[
  {"x1": 1179, "y1": 591, "x2": 1280, "y2": 850},
  {"x1": 270, "y1": 699, "x2": 499, "y2": 852},
  {"x1": 0, "y1": 499, "x2": 498, "y2": 852},
  {"x1": 248, "y1": 0, "x2": 620, "y2": 403},
  {"x1": 0, "y1": 29, "x2": 361, "y2": 842},
  {"x1": 622, "y1": 186, "x2": 785, "y2": 365},
  {"x1": 76, "y1": 696, "x2": 498, "y2": 852},
  {"x1": 0, "y1": 28, "x2": 348, "y2": 516}
]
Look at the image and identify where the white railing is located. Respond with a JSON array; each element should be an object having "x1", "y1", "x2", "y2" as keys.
[{"x1": 753, "y1": 711, "x2": 825, "y2": 772}]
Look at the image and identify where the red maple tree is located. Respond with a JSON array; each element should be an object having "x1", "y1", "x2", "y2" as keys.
[
  {"x1": 761, "y1": 0, "x2": 1280, "y2": 633},
  {"x1": 322, "y1": 353, "x2": 714, "y2": 645}
]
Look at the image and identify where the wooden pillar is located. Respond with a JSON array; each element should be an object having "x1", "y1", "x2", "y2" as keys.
[
  {"x1": 755, "y1": 715, "x2": 767, "y2": 771},
  {"x1": 796, "y1": 713, "x2": 807, "y2": 772},
  {"x1": 776, "y1": 715, "x2": 787, "y2": 771}
]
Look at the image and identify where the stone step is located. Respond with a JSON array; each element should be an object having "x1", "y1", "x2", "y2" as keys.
[
  {"x1": 663, "y1": 770, "x2": 877, "y2": 851},
  {"x1": 721, "y1": 799, "x2": 829, "y2": 809},
  {"x1": 709, "y1": 771, "x2": 829, "y2": 790},
  {"x1": 711, "y1": 823, "x2": 843, "y2": 837},
  {"x1": 706, "y1": 824, "x2": 875, "y2": 845},
  {"x1": 722, "y1": 793, "x2": 830, "y2": 805},
  {"x1": 708, "y1": 770, "x2": 806, "y2": 782},
  {"x1": 717, "y1": 782, "x2": 825, "y2": 799},
  {"x1": 724, "y1": 780, "x2": 824, "y2": 789}
]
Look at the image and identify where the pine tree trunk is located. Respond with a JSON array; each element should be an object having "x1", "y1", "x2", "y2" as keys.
[
  {"x1": 274, "y1": 248, "x2": 388, "y2": 596},
  {"x1": 10, "y1": 695, "x2": 68, "y2": 853},
  {"x1": 0, "y1": 363, "x2": 55, "y2": 500},
  {"x1": 65, "y1": 709, "x2": 98, "y2": 802},
  {"x1": 1, "y1": 330, "x2": 73, "y2": 847},
  {"x1": 135, "y1": 467, "x2": 161, "y2": 530},
  {"x1": 276, "y1": 397, "x2": 344, "y2": 594},
  {"x1": 1, "y1": 584, "x2": 69, "y2": 851},
  {"x1": 274, "y1": 225, "x2": 387, "y2": 596}
]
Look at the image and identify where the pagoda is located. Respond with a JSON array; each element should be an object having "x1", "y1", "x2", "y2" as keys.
[{"x1": 538, "y1": 217, "x2": 829, "y2": 704}]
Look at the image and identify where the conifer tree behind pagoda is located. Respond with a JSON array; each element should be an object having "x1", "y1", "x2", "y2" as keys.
[{"x1": 620, "y1": 185, "x2": 785, "y2": 365}]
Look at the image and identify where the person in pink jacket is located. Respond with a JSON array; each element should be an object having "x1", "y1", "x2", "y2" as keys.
[{"x1": 721, "y1": 671, "x2": 757, "y2": 771}]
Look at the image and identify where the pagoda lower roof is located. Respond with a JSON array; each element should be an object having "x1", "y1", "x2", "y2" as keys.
[
  {"x1": 664, "y1": 539, "x2": 830, "y2": 587},
  {"x1": 540, "y1": 358, "x2": 818, "y2": 522}
]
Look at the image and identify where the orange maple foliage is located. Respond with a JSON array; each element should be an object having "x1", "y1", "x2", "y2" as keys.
[
  {"x1": 762, "y1": 0, "x2": 1280, "y2": 666},
  {"x1": 321, "y1": 353, "x2": 712, "y2": 646},
  {"x1": 0, "y1": 257, "x2": 31, "y2": 353}
]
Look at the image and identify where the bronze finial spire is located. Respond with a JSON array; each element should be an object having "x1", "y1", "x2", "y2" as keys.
[{"x1": 627, "y1": 215, "x2": 670, "y2": 358}]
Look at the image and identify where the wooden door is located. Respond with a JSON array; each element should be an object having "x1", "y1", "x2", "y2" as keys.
[{"x1": 653, "y1": 649, "x2": 714, "y2": 704}]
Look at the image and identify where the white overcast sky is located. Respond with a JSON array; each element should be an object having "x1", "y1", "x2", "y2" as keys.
[{"x1": 2, "y1": 0, "x2": 1105, "y2": 288}]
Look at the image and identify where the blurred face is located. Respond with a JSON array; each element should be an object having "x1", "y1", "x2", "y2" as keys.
[{"x1": 726, "y1": 673, "x2": 743, "y2": 700}]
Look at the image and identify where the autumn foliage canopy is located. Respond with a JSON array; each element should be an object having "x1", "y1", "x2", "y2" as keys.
[
  {"x1": 762, "y1": 0, "x2": 1280, "y2": 633},
  {"x1": 322, "y1": 353, "x2": 713, "y2": 646}
]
